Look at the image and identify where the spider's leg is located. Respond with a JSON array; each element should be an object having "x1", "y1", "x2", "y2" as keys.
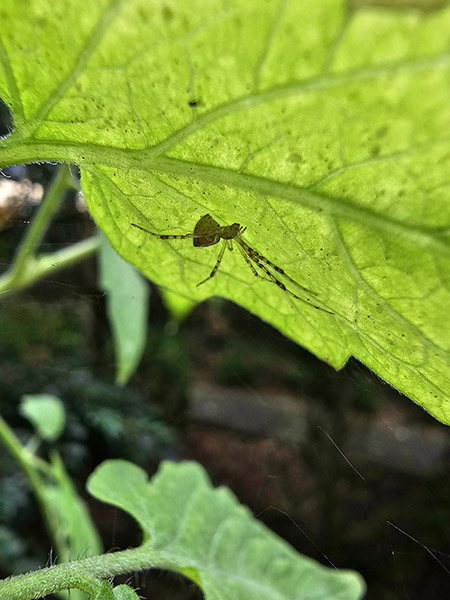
[
  {"x1": 239, "y1": 239, "x2": 284, "y2": 272},
  {"x1": 131, "y1": 223, "x2": 196, "y2": 240},
  {"x1": 131, "y1": 222, "x2": 222, "y2": 242},
  {"x1": 197, "y1": 240, "x2": 227, "y2": 286},
  {"x1": 239, "y1": 238, "x2": 318, "y2": 296},
  {"x1": 236, "y1": 242, "x2": 262, "y2": 279},
  {"x1": 237, "y1": 239, "x2": 289, "y2": 286},
  {"x1": 237, "y1": 241, "x2": 297, "y2": 291},
  {"x1": 237, "y1": 244, "x2": 300, "y2": 296},
  {"x1": 251, "y1": 255, "x2": 299, "y2": 297},
  {"x1": 245, "y1": 248, "x2": 333, "y2": 313}
]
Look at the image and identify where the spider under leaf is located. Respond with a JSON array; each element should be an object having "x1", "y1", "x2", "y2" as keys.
[{"x1": 131, "y1": 214, "x2": 332, "y2": 313}]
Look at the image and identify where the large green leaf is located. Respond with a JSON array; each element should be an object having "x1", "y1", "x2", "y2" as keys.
[
  {"x1": 0, "y1": 0, "x2": 449, "y2": 421},
  {"x1": 88, "y1": 460, "x2": 365, "y2": 599}
]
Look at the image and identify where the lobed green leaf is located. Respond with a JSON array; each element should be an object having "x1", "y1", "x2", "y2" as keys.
[{"x1": 88, "y1": 459, "x2": 366, "y2": 600}]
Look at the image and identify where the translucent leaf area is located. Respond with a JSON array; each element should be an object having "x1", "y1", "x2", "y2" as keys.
[
  {"x1": 0, "y1": 0, "x2": 449, "y2": 421},
  {"x1": 88, "y1": 460, "x2": 366, "y2": 600}
]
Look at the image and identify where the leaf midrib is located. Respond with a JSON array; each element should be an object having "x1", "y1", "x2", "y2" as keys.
[{"x1": 0, "y1": 139, "x2": 448, "y2": 258}]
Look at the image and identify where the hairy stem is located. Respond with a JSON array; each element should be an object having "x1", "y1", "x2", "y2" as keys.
[{"x1": 0, "y1": 544, "x2": 165, "y2": 600}]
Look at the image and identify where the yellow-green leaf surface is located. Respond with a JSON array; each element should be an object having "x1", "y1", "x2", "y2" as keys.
[{"x1": 0, "y1": 1, "x2": 449, "y2": 421}]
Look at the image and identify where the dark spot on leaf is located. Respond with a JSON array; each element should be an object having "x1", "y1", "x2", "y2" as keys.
[{"x1": 162, "y1": 4, "x2": 174, "y2": 20}]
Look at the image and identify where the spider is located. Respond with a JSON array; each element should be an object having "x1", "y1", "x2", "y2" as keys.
[{"x1": 131, "y1": 214, "x2": 332, "y2": 312}]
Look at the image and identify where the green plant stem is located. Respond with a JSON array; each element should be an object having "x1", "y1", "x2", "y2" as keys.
[
  {"x1": 0, "y1": 235, "x2": 99, "y2": 296},
  {"x1": 0, "y1": 543, "x2": 164, "y2": 600},
  {"x1": 0, "y1": 413, "x2": 38, "y2": 476},
  {"x1": 0, "y1": 414, "x2": 65, "y2": 560},
  {"x1": 0, "y1": 162, "x2": 99, "y2": 296},
  {"x1": 10, "y1": 165, "x2": 75, "y2": 277},
  {"x1": 0, "y1": 415, "x2": 161, "y2": 600}
]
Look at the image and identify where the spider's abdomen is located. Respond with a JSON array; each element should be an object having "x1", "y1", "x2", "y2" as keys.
[
  {"x1": 193, "y1": 214, "x2": 221, "y2": 247},
  {"x1": 193, "y1": 233, "x2": 220, "y2": 247}
]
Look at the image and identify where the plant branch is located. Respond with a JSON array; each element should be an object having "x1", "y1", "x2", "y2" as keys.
[
  {"x1": 0, "y1": 543, "x2": 165, "y2": 600},
  {"x1": 0, "y1": 236, "x2": 99, "y2": 296},
  {"x1": 9, "y1": 164, "x2": 75, "y2": 278},
  {"x1": 0, "y1": 413, "x2": 74, "y2": 566},
  {"x1": 0, "y1": 418, "x2": 170, "y2": 599}
]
